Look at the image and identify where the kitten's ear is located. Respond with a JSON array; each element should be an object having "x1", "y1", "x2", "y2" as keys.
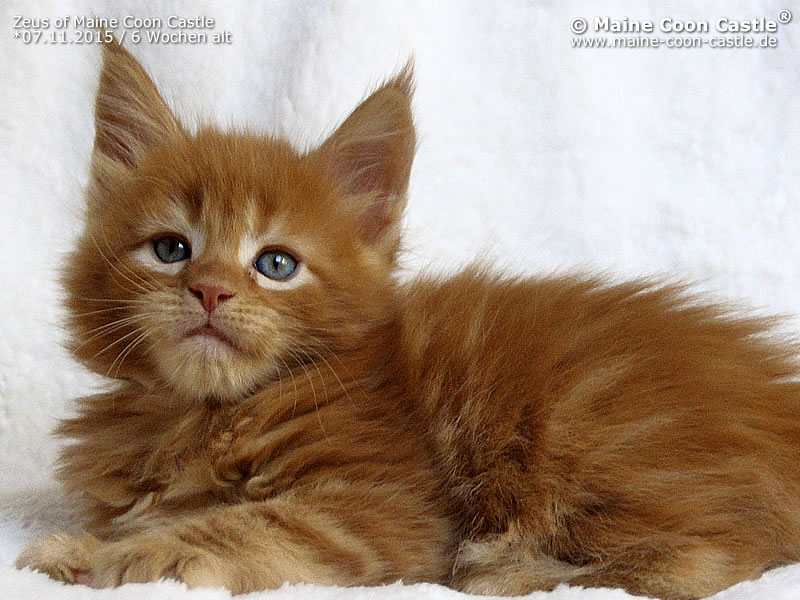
[
  {"x1": 93, "y1": 38, "x2": 182, "y2": 167},
  {"x1": 316, "y1": 64, "x2": 416, "y2": 255}
]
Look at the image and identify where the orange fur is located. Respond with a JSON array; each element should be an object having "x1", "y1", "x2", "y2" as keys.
[{"x1": 16, "y1": 40, "x2": 800, "y2": 600}]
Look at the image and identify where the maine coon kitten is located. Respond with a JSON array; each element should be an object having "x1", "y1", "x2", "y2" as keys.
[{"x1": 16, "y1": 39, "x2": 800, "y2": 600}]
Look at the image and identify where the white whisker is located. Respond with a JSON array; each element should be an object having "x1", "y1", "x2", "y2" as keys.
[
  {"x1": 74, "y1": 312, "x2": 160, "y2": 351},
  {"x1": 286, "y1": 348, "x2": 328, "y2": 442},
  {"x1": 91, "y1": 325, "x2": 152, "y2": 364},
  {"x1": 109, "y1": 327, "x2": 156, "y2": 378}
]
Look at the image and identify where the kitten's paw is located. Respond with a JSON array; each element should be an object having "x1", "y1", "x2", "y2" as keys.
[
  {"x1": 90, "y1": 534, "x2": 229, "y2": 589},
  {"x1": 16, "y1": 532, "x2": 102, "y2": 584},
  {"x1": 451, "y1": 537, "x2": 589, "y2": 596}
]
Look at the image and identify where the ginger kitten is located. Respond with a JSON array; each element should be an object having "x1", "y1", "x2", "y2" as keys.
[{"x1": 16, "y1": 40, "x2": 800, "y2": 600}]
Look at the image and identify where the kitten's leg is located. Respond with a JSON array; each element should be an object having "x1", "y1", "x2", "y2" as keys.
[
  {"x1": 452, "y1": 531, "x2": 754, "y2": 600},
  {"x1": 87, "y1": 482, "x2": 452, "y2": 592},
  {"x1": 16, "y1": 532, "x2": 102, "y2": 584},
  {"x1": 569, "y1": 543, "x2": 764, "y2": 600}
]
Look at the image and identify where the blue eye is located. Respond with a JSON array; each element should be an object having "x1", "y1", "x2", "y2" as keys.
[
  {"x1": 255, "y1": 249, "x2": 298, "y2": 281},
  {"x1": 153, "y1": 236, "x2": 191, "y2": 263}
]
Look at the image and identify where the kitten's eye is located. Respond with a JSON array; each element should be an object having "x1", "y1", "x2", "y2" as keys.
[
  {"x1": 255, "y1": 250, "x2": 297, "y2": 281},
  {"x1": 153, "y1": 236, "x2": 191, "y2": 263}
]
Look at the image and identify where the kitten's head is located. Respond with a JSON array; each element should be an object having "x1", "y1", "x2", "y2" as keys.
[{"x1": 66, "y1": 40, "x2": 415, "y2": 401}]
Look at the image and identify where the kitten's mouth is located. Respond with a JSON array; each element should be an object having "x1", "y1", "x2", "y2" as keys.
[{"x1": 185, "y1": 324, "x2": 238, "y2": 349}]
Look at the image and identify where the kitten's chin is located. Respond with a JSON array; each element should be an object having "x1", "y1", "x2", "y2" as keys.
[{"x1": 154, "y1": 336, "x2": 269, "y2": 402}]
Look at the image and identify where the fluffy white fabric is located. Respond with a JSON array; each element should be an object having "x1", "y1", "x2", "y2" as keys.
[{"x1": 1, "y1": 0, "x2": 798, "y2": 598}]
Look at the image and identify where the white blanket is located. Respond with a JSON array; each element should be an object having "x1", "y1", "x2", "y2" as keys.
[{"x1": 2, "y1": 0, "x2": 799, "y2": 598}]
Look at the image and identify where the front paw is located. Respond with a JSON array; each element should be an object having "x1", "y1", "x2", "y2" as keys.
[
  {"x1": 91, "y1": 534, "x2": 228, "y2": 589},
  {"x1": 16, "y1": 532, "x2": 102, "y2": 584}
]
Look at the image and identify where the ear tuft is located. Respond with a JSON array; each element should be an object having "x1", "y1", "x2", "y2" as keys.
[
  {"x1": 317, "y1": 61, "x2": 417, "y2": 255},
  {"x1": 388, "y1": 59, "x2": 416, "y2": 98},
  {"x1": 94, "y1": 38, "x2": 182, "y2": 167}
]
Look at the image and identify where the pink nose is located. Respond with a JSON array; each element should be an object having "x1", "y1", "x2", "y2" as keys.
[{"x1": 189, "y1": 284, "x2": 235, "y2": 313}]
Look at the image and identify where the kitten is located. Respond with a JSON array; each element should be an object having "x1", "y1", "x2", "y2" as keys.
[{"x1": 16, "y1": 39, "x2": 800, "y2": 600}]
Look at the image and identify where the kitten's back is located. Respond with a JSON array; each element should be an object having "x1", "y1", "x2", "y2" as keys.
[{"x1": 398, "y1": 268, "x2": 800, "y2": 598}]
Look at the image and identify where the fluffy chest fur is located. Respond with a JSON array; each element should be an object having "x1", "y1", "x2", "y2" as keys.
[{"x1": 59, "y1": 350, "x2": 445, "y2": 540}]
